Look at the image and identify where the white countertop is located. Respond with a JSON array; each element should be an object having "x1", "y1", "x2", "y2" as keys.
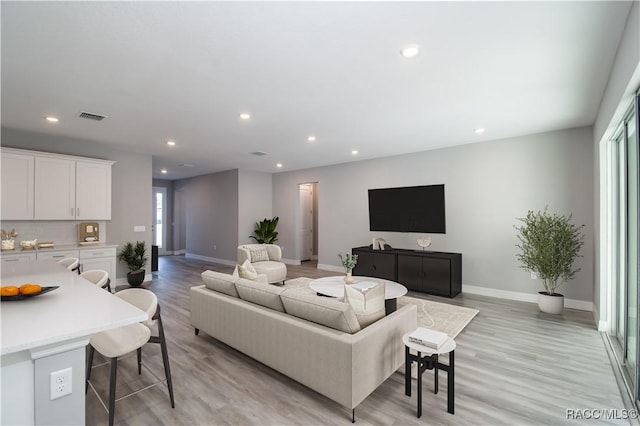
[
  {"x1": 1, "y1": 243, "x2": 118, "y2": 254},
  {"x1": 1, "y1": 261, "x2": 147, "y2": 355}
]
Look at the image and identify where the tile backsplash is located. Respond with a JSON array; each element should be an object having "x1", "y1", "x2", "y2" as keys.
[{"x1": 0, "y1": 221, "x2": 106, "y2": 245}]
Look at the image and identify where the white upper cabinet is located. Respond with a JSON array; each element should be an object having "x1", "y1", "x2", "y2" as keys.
[
  {"x1": 76, "y1": 160, "x2": 112, "y2": 220},
  {"x1": 34, "y1": 156, "x2": 76, "y2": 219},
  {"x1": 1, "y1": 151, "x2": 35, "y2": 219},
  {"x1": 1, "y1": 148, "x2": 115, "y2": 221}
]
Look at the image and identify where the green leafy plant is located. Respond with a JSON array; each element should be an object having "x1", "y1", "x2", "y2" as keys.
[
  {"x1": 118, "y1": 241, "x2": 149, "y2": 272},
  {"x1": 249, "y1": 216, "x2": 279, "y2": 244},
  {"x1": 515, "y1": 207, "x2": 585, "y2": 295},
  {"x1": 338, "y1": 253, "x2": 358, "y2": 273}
]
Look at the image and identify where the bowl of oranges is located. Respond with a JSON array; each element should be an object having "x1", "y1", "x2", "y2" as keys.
[{"x1": 1, "y1": 283, "x2": 58, "y2": 301}]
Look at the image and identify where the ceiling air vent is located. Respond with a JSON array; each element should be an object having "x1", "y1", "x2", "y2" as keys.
[
  {"x1": 251, "y1": 151, "x2": 268, "y2": 156},
  {"x1": 79, "y1": 111, "x2": 107, "y2": 121}
]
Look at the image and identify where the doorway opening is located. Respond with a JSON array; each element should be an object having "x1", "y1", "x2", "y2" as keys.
[
  {"x1": 297, "y1": 183, "x2": 318, "y2": 262},
  {"x1": 152, "y1": 186, "x2": 168, "y2": 256}
]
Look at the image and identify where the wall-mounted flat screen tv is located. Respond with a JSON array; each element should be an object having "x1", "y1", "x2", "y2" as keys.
[{"x1": 368, "y1": 184, "x2": 446, "y2": 233}]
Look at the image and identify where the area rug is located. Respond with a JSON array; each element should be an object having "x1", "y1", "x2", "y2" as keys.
[
  {"x1": 397, "y1": 295, "x2": 479, "y2": 338},
  {"x1": 284, "y1": 277, "x2": 479, "y2": 337}
]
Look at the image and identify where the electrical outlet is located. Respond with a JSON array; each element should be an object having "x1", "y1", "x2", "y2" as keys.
[
  {"x1": 213, "y1": 245, "x2": 217, "y2": 250},
  {"x1": 530, "y1": 271, "x2": 538, "y2": 280},
  {"x1": 50, "y1": 367, "x2": 72, "y2": 400}
]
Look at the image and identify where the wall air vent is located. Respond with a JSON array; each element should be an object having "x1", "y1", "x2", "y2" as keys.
[
  {"x1": 251, "y1": 151, "x2": 268, "y2": 156},
  {"x1": 79, "y1": 111, "x2": 107, "y2": 121}
]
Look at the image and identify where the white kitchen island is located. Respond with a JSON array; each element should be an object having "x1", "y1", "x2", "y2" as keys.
[{"x1": 1, "y1": 261, "x2": 147, "y2": 425}]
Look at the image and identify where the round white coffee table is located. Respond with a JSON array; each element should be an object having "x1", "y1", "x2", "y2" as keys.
[{"x1": 309, "y1": 276, "x2": 407, "y2": 313}]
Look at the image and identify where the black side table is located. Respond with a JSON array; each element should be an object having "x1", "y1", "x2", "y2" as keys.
[{"x1": 403, "y1": 332, "x2": 456, "y2": 418}]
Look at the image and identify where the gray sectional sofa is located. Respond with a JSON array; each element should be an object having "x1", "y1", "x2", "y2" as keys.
[{"x1": 189, "y1": 271, "x2": 417, "y2": 418}]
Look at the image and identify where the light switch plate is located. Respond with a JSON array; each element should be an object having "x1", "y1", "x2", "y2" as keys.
[{"x1": 134, "y1": 226, "x2": 146, "y2": 232}]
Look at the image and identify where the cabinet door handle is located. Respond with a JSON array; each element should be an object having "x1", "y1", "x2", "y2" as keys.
[
  {"x1": 70, "y1": 208, "x2": 74, "y2": 217},
  {"x1": 77, "y1": 208, "x2": 80, "y2": 216},
  {"x1": 5, "y1": 258, "x2": 19, "y2": 262},
  {"x1": 52, "y1": 255, "x2": 65, "y2": 258}
]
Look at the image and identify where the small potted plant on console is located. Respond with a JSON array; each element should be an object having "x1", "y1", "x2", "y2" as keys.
[
  {"x1": 338, "y1": 252, "x2": 358, "y2": 284},
  {"x1": 118, "y1": 241, "x2": 149, "y2": 287}
]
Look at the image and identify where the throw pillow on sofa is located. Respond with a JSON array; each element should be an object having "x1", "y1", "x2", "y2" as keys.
[
  {"x1": 235, "y1": 279, "x2": 286, "y2": 312},
  {"x1": 238, "y1": 259, "x2": 258, "y2": 280},
  {"x1": 343, "y1": 282, "x2": 385, "y2": 328},
  {"x1": 202, "y1": 270, "x2": 239, "y2": 298},
  {"x1": 280, "y1": 287, "x2": 361, "y2": 334}
]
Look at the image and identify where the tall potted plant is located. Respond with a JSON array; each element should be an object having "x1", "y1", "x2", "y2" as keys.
[
  {"x1": 118, "y1": 241, "x2": 148, "y2": 287},
  {"x1": 515, "y1": 207, "x2": 585, "y2": 314},
  {"x1": 249, "y1": 216, "x2": 279, "y2": 244}
]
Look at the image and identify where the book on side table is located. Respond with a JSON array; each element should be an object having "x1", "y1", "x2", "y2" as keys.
[{"x1": 408, "y1": 327, "x2": 448, "y2": 350}]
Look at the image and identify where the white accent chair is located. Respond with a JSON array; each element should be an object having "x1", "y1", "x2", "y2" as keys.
[
  {"x1": 237, "y1": 244, "x2": 287, "y2": 285},
  {"x1": 57, "y1": 257, "x2": 81, "y2": 274},
  {"x1": 86, "y1": 289, "x2": 175, "y2": 426},
  {"x1": 81, "y1": 269, "x2": 111, "y2": 292}
]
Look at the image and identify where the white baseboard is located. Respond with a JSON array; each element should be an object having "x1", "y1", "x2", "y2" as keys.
[
  {"x1": 317, "y1": 263, "x2": 344, "y2": 273},
  {"x1": 185, "y1": 253, "x2": 236, "y2": 266},
  {"x1": 174, "y1": 249, "x2": 186, "y2": 255},
  {"x1": 282, "y1": 258, "x2": 301, "y2": 266},
  {"x1": 462, "y1": 284, "x2": 594, "y2": 312}
]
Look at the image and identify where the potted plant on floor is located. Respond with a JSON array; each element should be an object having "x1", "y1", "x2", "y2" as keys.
[
  {"x1": 249, "y1": 216, "x2": 279, "y2": 244},
  {"x1": 118, "y1": 241, "x2": 148, "y2": 287},
  {"x1": 515, "y1": 207, "x2": 585, "y2": 314}
]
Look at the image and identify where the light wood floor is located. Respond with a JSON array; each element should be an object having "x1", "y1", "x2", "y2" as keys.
[{"x1": 86, "y1": 255, "x2": 629, "y2": 425}]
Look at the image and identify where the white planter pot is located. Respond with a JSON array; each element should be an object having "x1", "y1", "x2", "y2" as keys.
[{"x1": 538, "y1": 291, "x2": 564, "y2": 314}]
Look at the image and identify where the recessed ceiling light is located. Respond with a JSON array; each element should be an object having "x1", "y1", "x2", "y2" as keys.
[
  {"x1": 400, "y1": 44, "x2": 420, "y2": 59},
  {"x1": 276, "y1": 163, "x2": 283, "y2": 168},
  {"x1": 239, "y1": 113, "x2": 251, "y2": 120},
  {"x1": 46, "y1": 116, "x2": 59, "y2": 123},
  {"x1": 180, "y1": 163, "x2": 195, "y2": 168},
  {"x1": 167, "y1": 140, "x2": 176, "y2": 146},
  {"x1": 307, "y1": 135, "x2": 316, "y2": 142},
  {"x1": 160, "y1": 169, "x2": 168, "y2": 174},
  {"x1": 351, "y1": 150, "x2": 359, "y2": 155},
  {"x1": 474, "y1": 128, "x2": 486, "y2": 134}
]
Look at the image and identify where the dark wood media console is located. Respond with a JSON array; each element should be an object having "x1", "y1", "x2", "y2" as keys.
[{"x1": 351, "y1": 246, "x2": 462, "y2": 297}]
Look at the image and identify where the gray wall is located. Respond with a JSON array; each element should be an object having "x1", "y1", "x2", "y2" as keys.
[
  {"x1": 238, "y1": 170, "x2": 273, "y2": 245},
  {"x1": 173, "y1": 169, "x2": 239, "y2": 261},
  {"x1": 273, "y1": 126, "x2": 594, "y2": 302},
  {"x1": 152, "y1": 178, "x2": 174, "y2": 252},
  {"x1": 1, "y1": 127, "x2": 153, "y2": 279}
]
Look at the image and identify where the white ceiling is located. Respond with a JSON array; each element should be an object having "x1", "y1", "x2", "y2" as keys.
[{"x1": 1, "y1": 1, "x2": 632, "y2": 180}]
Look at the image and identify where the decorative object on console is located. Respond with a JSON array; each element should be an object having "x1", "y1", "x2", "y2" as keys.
[
  {"x1": 515, "y1": 207, "x2": 585, "y2": 314},
  {"x1": 338, "y1": 253, "x2": 358, "y2": 284},
  {"x1": 78, "y1": 222, "x2": 100, "y2": 246},
  {"x1": 1, "y1": 228, "x2": 18, "y2": 251},
  {"x1": 249, "y1": 216, "x2": 279, "y2": 244},
  {"x1": 372, "y1": 237, "x2": 388, "y2": 250},
  {"x1": 118, "y1": 241, "x2": 148, "y2": 287},
  {"x1": 20, "y1": 239, "x2": 37, "y2": 250},
  {"x1": 416, "y1": 236, "x2": 432, "y2": 250}
]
